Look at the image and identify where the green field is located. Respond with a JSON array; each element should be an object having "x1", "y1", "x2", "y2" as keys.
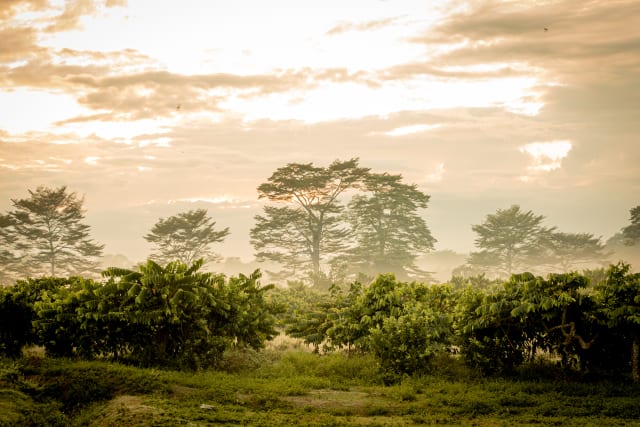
[{"x1": 2, "y1": 347, "x2": 639, "y2": 426}]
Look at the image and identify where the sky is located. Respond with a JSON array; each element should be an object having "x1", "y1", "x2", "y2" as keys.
[{"x1": 1, "y1": 0, "x2": 639, "y2": 265}]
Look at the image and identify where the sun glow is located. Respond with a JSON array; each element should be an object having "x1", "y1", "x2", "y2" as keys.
[{"x1": 520, "y1": 140, "x2": 573, "y2": 172}]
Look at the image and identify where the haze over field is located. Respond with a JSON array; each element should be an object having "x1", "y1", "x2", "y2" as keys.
[{"x1": 1, "y1": 0, "x2": 639, "y2": 267}]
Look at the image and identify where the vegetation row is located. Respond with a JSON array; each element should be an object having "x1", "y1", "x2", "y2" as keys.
[
  {"x1": 2, "y1": 158, "x2": 639, "y2": 288},
  {"x1": 1, "y1": 259, "x2": 639, "y2": 384}
]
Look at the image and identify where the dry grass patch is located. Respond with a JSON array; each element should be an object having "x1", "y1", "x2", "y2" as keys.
[
  {"x1": 88, "y1": 395, "x2": 163, "y2": 427},
  {"x1": 282, "y1": 388, "x2": 397, "y2": 413}
]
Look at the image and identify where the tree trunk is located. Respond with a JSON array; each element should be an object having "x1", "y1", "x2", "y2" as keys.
[
  {"x1": 311, "y1": 229, "x2": 321, "y2": 286},
  {"x1": 632, "y1": 335, "x2": 639, "y2": 384}
]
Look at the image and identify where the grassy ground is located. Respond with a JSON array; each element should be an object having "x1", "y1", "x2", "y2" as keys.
[{"x1": 1, "y1": 347, "x2": 639, "y2": 426}]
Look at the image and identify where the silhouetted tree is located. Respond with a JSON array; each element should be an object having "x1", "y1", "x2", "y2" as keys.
[
  {"x1": 622, "y1": 206, "x2": 640, "y2": 245},
  {"x1": 346, "y1": 172, "x2": 436, "y2": 280},
  {"x1": 548, "y1": 232, "x2": 611, "y2": 270},
  {"x1": 144, "y1": 209, "x2": 229, "y2": 265},
  {"x1": 250, "y1": 158, "x2": 369, "y2": 286},
  {"x1": 466, "y1": 205, "x2": 555, "y2": 276},
  {"x1": 7, "y1": 186, "x2": 104, "y2": 277},
  {"x1": 0, "y1": 214, "x2": 19, "y2": 284}
]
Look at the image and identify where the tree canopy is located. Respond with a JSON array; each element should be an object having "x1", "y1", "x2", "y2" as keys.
[
  {"x1": 4, "y1": 186, "x2": 104, "y2": 278},
  {"x1": 622, "y1": 205, "x2": 640, "y2": 245},
  {"x1": 464, "y1": 205, "x2": 612, "y2": 277},
  {"x1": 251, "y1": 158, "x2": 369, "y2": 286},
  {"x1": 467, "y1": 205, "x2": 555, "y2": 276},
  {"x1": 549, "y1": 232, "x2": 610, "y2": 270},
  {"x1": 144, "y1": 209, "x2": 229, "y2": 265},
  {"x1": 346, "y1": 172, "x2": 436, "y2": 280}
]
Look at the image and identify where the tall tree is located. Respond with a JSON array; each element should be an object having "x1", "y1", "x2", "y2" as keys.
[
  {"x1": 346, "y1": 173, "x2": 436, "y2": 280},
  {"x1": 8, "y1": 186, "x2": 104, "y2": 277},
  {"x1": 622, "y1": 205, "x2": 640, "y2": 245},
  {"x1": 144, "y1": 209, "x2": 229, "y2": 265},
  {"x1": 250, "y1": 158, "x2": 369, "y2": 286},
  {"x1": 467, "y1": 205, "x2": 555, "y2": 276}
]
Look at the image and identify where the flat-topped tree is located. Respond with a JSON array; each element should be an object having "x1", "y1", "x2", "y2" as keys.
[
  {"x1": 251, "y1": 158, "x2": 369, "y2": 286},
  {"x1": 8, "y1": 186, "x2": 104, "y2": 277}
]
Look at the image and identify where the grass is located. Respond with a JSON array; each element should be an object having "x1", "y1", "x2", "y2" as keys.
[{"x1": 1, "y1": 349, "x2": 639, "y2": 426}]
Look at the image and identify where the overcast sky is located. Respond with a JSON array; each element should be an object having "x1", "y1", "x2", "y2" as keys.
[{"x1": 1, "y1": 0, "x2": 638, "y2": 263}]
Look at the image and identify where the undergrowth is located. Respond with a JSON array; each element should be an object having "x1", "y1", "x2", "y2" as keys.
[{"x1": 1, "y1": 349, "x2": 639, "y2": 426}]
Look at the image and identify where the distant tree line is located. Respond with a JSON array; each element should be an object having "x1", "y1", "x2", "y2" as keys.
[
  {"x1": 0, "y1": 173, "x2": 638, "y2": 287},
  {"x1": 457, "y1": 205, "x2": 614, "y2": 278}
]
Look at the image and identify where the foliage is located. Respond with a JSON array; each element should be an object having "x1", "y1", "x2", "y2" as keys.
[
  {"x1": 0, "y1": 277, "x2": 68, "y2": 357},
  {"x1": 455, "y1": 279, "x2": 533, "y2": 374},
  {"x1": 622, "y1": 205, "x2": 640, "y2": 245},
  {"x1": 467, "y1": 205, "x2": 555, "y2": 276},
  {"x1": 12, "y1": 261, "x2": 279, "y2": 369},
  {"x1": 271, "y1": 282, "x2": 334, "y2": 351},
  {"x1": 345, "y1": 172, "x2": 436, "y2": 281},
  {"x1": 251, "y1": 158, "x2": 369, "y2": 287},
  {"x1": 595, "y1": 262, "x2": 640, "y2": 382},
  {"x1": 34, "y1": 277, "x2": 102, "y2": 358},
  {"x1": 369, "y1": 298, "x2": 452, "y2": 378},
  {"x1": 547, "y1": 232, "x2": 611, "y2": 271},
  {"x1": 281, "y1": 274, "x2": 455, "y2": 375},
  {"x1": 4, "y1": 186, "x2": 104, "y2": 277},
  {"x1": 455, "y1": 266, "x2": 639, "y2": 378},
  {"x1": 0, "y1": 213, "x2": 19, "y2": 284},
  {"x1": 144, "y1": 208, "x2": 229, "y2": 265},
  {"x1": 465, "y1": 205, "x2": 610, "y2": 277},
  {"x1": 3, "y1": 353, "x2": 640, "y2": 426},
  {"x1": 448, "y1": 273, "x2": 500, "y2": 291}
]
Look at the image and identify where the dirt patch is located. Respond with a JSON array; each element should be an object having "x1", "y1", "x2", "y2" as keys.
[
  {"x1": 170, "y1": 384, "x2": 200, "y2": 398},
  {"x1": 282, "y1": 389, "x2": 377, "y2": 409},
  {"x1": 89, "y1": 395, "x2": 163, "y2": 427}
]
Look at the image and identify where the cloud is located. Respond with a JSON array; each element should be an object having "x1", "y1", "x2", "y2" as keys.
[
  {"x1": 520, "y1": 140, "x2": 572, "y2": 172},
  {"x1": 326, "y1": 16, "x2": 401, "y2": 35},
  {"x1": 415, "y1": 0, "x2": 640, "y2": 83},
  {"x1": 44, "y1": 0, "x2": 96, "y2": 33},
  {"x1": 0, "y1": 0, "x2": 48, "y2": 20},
  {"x1": 1, "y1": 0, "x2": 638, "y2": 261},
  {"x1": 381, "y1": 124, "x2": 442, "y2": 136},
  {"x1": 0, "y1": 26, "x2": 43, "y2": 62},
  {"x1": 105, "y1": 0, "x2": 127, "y2": 6}
]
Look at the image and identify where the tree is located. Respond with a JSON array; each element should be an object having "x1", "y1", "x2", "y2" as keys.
[
  {"x1": 622, "y1": 205, "x2": 640, "y2": 245},
  {"x1": 467, "y1": 205, "x2": 555, "y2": 277},
  {"x1": 28, "y1": 260, "x2": 279, "y2": 369},
  {"x1": 548, "y1": 232, "x2": 611, "y2": 271},
  {"x1": 144, "y1": 209, "x2": 229, "y2": 265},
  {"x1": 596, "y1": 262, "x2": 640, "y2": 383},
  {"x1": 346, "y1": 173, "x2": 436, "y2": 280},
  {"x1": 0, "y1": 277, "x2": 69, "y2": 357},
  {"x1": 8, "y1": 186, "x2": 104, "y2": 277},
  {"x1": 605, "y1": 232, "x2": 640, "y2": 268},
  {"x1": 250, "y1": 158, "x2": 369, "y2": 286},
  {"x1": 0, "y1": 213, "x2": 19, "y2": 284}
]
